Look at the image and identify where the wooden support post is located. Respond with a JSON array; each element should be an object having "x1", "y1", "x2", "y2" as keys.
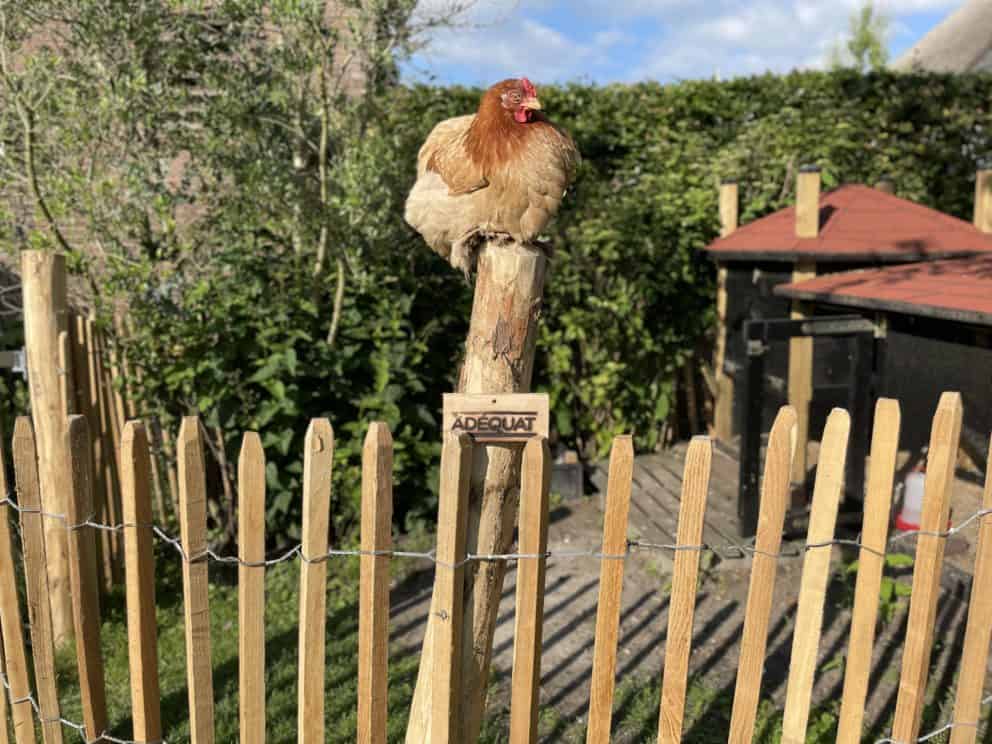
[
  {"x1": 121, "y1": 422, "x2": 162, "y2": 743},
  {"x1": 0, "y1": 425, "x2": 37, "y2": 744},
  {"x1": 298, "y1": 419, "x2": 334, "y2": 744},
  {"x1": 65, "y1": 417, "x2": 108, "y2": 743},
  {"x1": 788, "y1": 261, "x2": 816, "y2": 488},
  {"x1": 782, "y1": 410, "x2": 850, "y2": 744},
  {"x1": 974, "y1": 167, "x2": 992, "y2": 234},
  {"x1": 891, "y1": 393, "x2": 963, "y2": 744},
  {"x1": 713, "y1": 179, "x2": 739, "y2": 442},
  {"x1": 508, "y1": 437, "x2": 551, "y2": 744},
  {"x1": 238, "y1": 433, "x2": 266, "y2": 744},
  {"x1": 430, "y1": 433, "x2": 473, "y2": 744},
  {"x1": 359, "y1": 423, "x2": 393, "y2": 744},
  {"x1": 178, "y1": 417, "x2": 215, "y2": 744},
  {"x1": 20, "y1": 250, "x2": 73, "y2": 645},
  {"x1": 12, "y1": 418, "x2": 64, "y2": 744},
  {"x1": 729, "y1": 406, "x2": 797, "y2": 744},
  {"x1": 407, "y1": 240, "x2": 548, "y2": 744}
]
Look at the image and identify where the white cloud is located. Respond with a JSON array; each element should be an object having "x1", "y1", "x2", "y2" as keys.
[{"x1": 408, "y1": 0, "x2": 961, "y2": 85}]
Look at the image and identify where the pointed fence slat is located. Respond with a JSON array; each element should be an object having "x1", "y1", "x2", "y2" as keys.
[
  {"x1": 0, "y1": 427, "x2": 36, "y2": 744},
  {"x1": 359, "y1": 423, "x2": 393, "y2": 744},
  {"x1": 948, "y1": 435, "x2": 992, "y2": 744},
  {"x1": 81, "y1": 315, "x2": 115, "y2": 592},
  {"x1": 89, "y1": 317, "x2": 122, "y2": 584},
  {"x1": 586, "y1": 435, "x2": 635, "y2": 744},
  {"x1": 65, "y1": 416, "x2": 108, "y2": 742},
  {"x1": 12, "y1": 418, "x2": 64, "y2": 744},
  {"x1": 837, "y1": 399, "x2": 901, "y2": 744},
  {"x1": 728, "y1": 406, "x2": 798, "y2": 744},
  {"x1": 657, "y1": 436, "x2": 712, "y2": 744},
  {"x1": 509, "y1": 437, "x2": 552, "y2": 744},
  {"x1": 58, "y1": 331, "x2": 74, "y2": 417},
  {"x1": 178, "y1": 416, "x2": 215, "y2": 744},
  {"x1": 298, "y1": 419, "x2": 334, "y2": 744},
  {"x1": 431, "y1": 432, "x2": 473, "y2": 744},
  {"x1": 121, "y1": 421, "x2": 162, "y2": 742},
  {"x1": 782, "y1": 409, "x2": 850, "y2": 744},
  {"x1": 238, "y1": 433, "x2": 266, "y2": 744},
  {"x1": 892, "y1": 392, "x2": 963, "y2": 744}
]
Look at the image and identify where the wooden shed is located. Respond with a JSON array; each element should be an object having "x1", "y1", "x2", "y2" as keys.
[{"x1": 705, "y1": 167, "x2": 992, "y2": 533}]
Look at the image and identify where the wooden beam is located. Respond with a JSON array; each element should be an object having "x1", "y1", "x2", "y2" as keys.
[{"x1": 788, "y1": 261, "x2": 816, "y2": 486}]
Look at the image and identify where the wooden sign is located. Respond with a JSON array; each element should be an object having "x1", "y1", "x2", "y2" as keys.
[{"x1": 443, "y1": 394, "x2": 549, "y2": 444}]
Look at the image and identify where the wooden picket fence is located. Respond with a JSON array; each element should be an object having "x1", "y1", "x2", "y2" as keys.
[{"x1": 0, "y1": 391, "x2": 989, "y2": 743}]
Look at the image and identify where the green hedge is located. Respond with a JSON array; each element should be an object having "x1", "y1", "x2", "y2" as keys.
[{"x1": 85, "y1": 70, "x2": 992, "y2": 542}]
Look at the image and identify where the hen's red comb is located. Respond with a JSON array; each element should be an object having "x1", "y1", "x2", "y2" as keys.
[{"x1": 520, "y1": 77, "x2": 537, "y2": 97}]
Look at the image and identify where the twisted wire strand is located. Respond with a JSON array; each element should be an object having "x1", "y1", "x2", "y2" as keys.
[{"x1": 0, "y1": 498, "x2": 987, "y2": 743}]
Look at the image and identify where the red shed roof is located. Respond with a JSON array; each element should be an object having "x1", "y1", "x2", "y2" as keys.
[
  {"x1": 775, "y1": 255, "x2": 992, "y2": 327},
  {"x1": 706, "y1": 184, "x2": 992, "y2": 262}
]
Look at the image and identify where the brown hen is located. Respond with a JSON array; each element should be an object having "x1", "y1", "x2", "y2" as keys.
[{"x1": 404, "y1": 77, "x2": 580, "y2": 275}]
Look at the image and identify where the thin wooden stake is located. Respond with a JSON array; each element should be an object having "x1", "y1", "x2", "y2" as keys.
[
  {"x1": 892, "y1": 392, "x2": 963, "y2": 744},
  {"x1": 121, "y1": 421, "x2": 162, "y2": 742},
  {"x1": 71, "y1": 314, "x2": 112, "y2": 594},
  {"x1": 359, "y1": 423, "x2": 393, "y2": 744},
  {"x1": 161, "y1": 424, "x2": 180, "y2": 517},
  {"x1": 509, "y1": 437, "x2": 551, "y2": 744},
  {"x1": 90, "y1": 319, "x2": 123, "y2": 584},
  {"x1": 178, "y1": 416, "x2": 215, "y2": 744},
  {"x1": 728, "y1": 406, "x2": 798, "y2": 744},
  {"x1": 837, "y1": 399, "x2": 901, "y2": 744},
  {"x1": 12, "y1": 418, "x2": 64, "y2": 744},
  {"x1": 65, "y1": 416, "x2": 108, "y2": 742},
  {"x1": 83, "y1": 316, "x2": 116, "y2": 591},
  {"x1": 586, "y1": 435, "x2": 635, "y2": 744},
  {"x1": 59, "y1": 331, "x2": 74, "y2": 417},
  {"x1": 431, "y1": 432, "x2": 473, "y2": 744},
  {"x1": 298, "y1": 419, "x2": 334, "y2": 744},
  {"x1": 658, "y1": 436, "x2": 712, "y2": 744},
  {"x1": 238, "y1": 433, "x2": 266, "y2": 744},
  {"x1": 0, "y1": 425, "x2": 36, "y2": 744},
  {"x1": 949, "y1": 433, "x2": 992, "y2": 744},
  {"x1": 782, "y1": 409, "x2": 850, "y2": 744}
]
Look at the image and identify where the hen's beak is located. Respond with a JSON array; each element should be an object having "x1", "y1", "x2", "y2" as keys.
[{"x1": 521, "y1": 96, "x2": 542, "y2": 111}]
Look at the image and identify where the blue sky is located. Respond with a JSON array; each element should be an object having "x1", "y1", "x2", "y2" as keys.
[{"x1": 404, "y1": 1, "x2": 960, "y2": 85}]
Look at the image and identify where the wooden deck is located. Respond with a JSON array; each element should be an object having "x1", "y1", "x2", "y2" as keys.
[{"x1": 590, "y1": 440, "x2": 750, "y2": 567}]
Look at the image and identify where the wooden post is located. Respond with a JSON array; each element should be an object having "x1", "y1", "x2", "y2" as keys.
[
  {"x1": 407, "y1": 240, "x2": 548, "y2": 743},
  {"x1": 782, "y1": 409, "x2": 850, "y2": 744},
  {"x1": 298, "y1": 419, "x2": 334, "y2": 744},
  {"x1": 72, "y1": 313, "x2": 113, "y2": 594},
  {"x1": 892, "y1": 393, "x2": 963, "y2": 744},
  {"x1": 949, "y1": 434, "x2": 992, "y2": 744},
  {"x1": 90, "y1": 317, "x2": 123, "y2": 583},
  {"x1": 586, "y1": 436, "x2": 634, "y2": 744},
  {"x1": 0, "y1": 425, "x2": 37, "y2": 744},
  {"x1": 508, "y1": 437, "x2": 551, "y2": 744},
  {"x1": 178, "y1": 417, "x2": 215, "y2": 744},
  {"x1": 431, "y1": 433, "x2": 473, "y2": 744},
  {"x1": 728, "y1": 406, "x2": 797, "y2": 744},
  {"x1": 238, "y1": 433, "x2": 266, "y2": 744},
  {"x1": 790, "y1": 167, "x2": 820, "y2": 488},
  {"x1": 657, "y1": 437, "x2": 712, "y2": 744},
  {"x1": 120, "y1": 422, "x2": 162, "y2": 743},
  {"x1": 974, "y1": 166, "x2": 992, "y2": 234},
  {"x1": 712, "y1": 179, "x2": 739, "y2": 442},
  {"x1": 12, "y1": 418, "x2": 64, "y2": 744},
  {"x1": 837, "y1": 399, "x2": 900, "y2": 744},
  {"x1": 65, "y1": 417, "x2": 108, "y2": 742},
  {"x1": 359, "y1": 424, "x2": 393, "y2": 744},
  {"x1": 20, "y1": 250, "x2": 73, "y2": 645}
]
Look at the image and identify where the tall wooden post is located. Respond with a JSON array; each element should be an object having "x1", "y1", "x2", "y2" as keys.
[
  {"x1": 789, "y1": 166, "x2": 820, "y2": 488},
  {"x1": 975, "y1": 165, "x2": 992, "y2": 234},
  {"x1": 713, "y1": 178, "x2": 739, "y2": 441},
  {"x1": 21, "y1": 250, "x2": 74, "y2": 645},
  {"x1": 406, "y1": 240, "x2": 548, "y2": 743}
]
